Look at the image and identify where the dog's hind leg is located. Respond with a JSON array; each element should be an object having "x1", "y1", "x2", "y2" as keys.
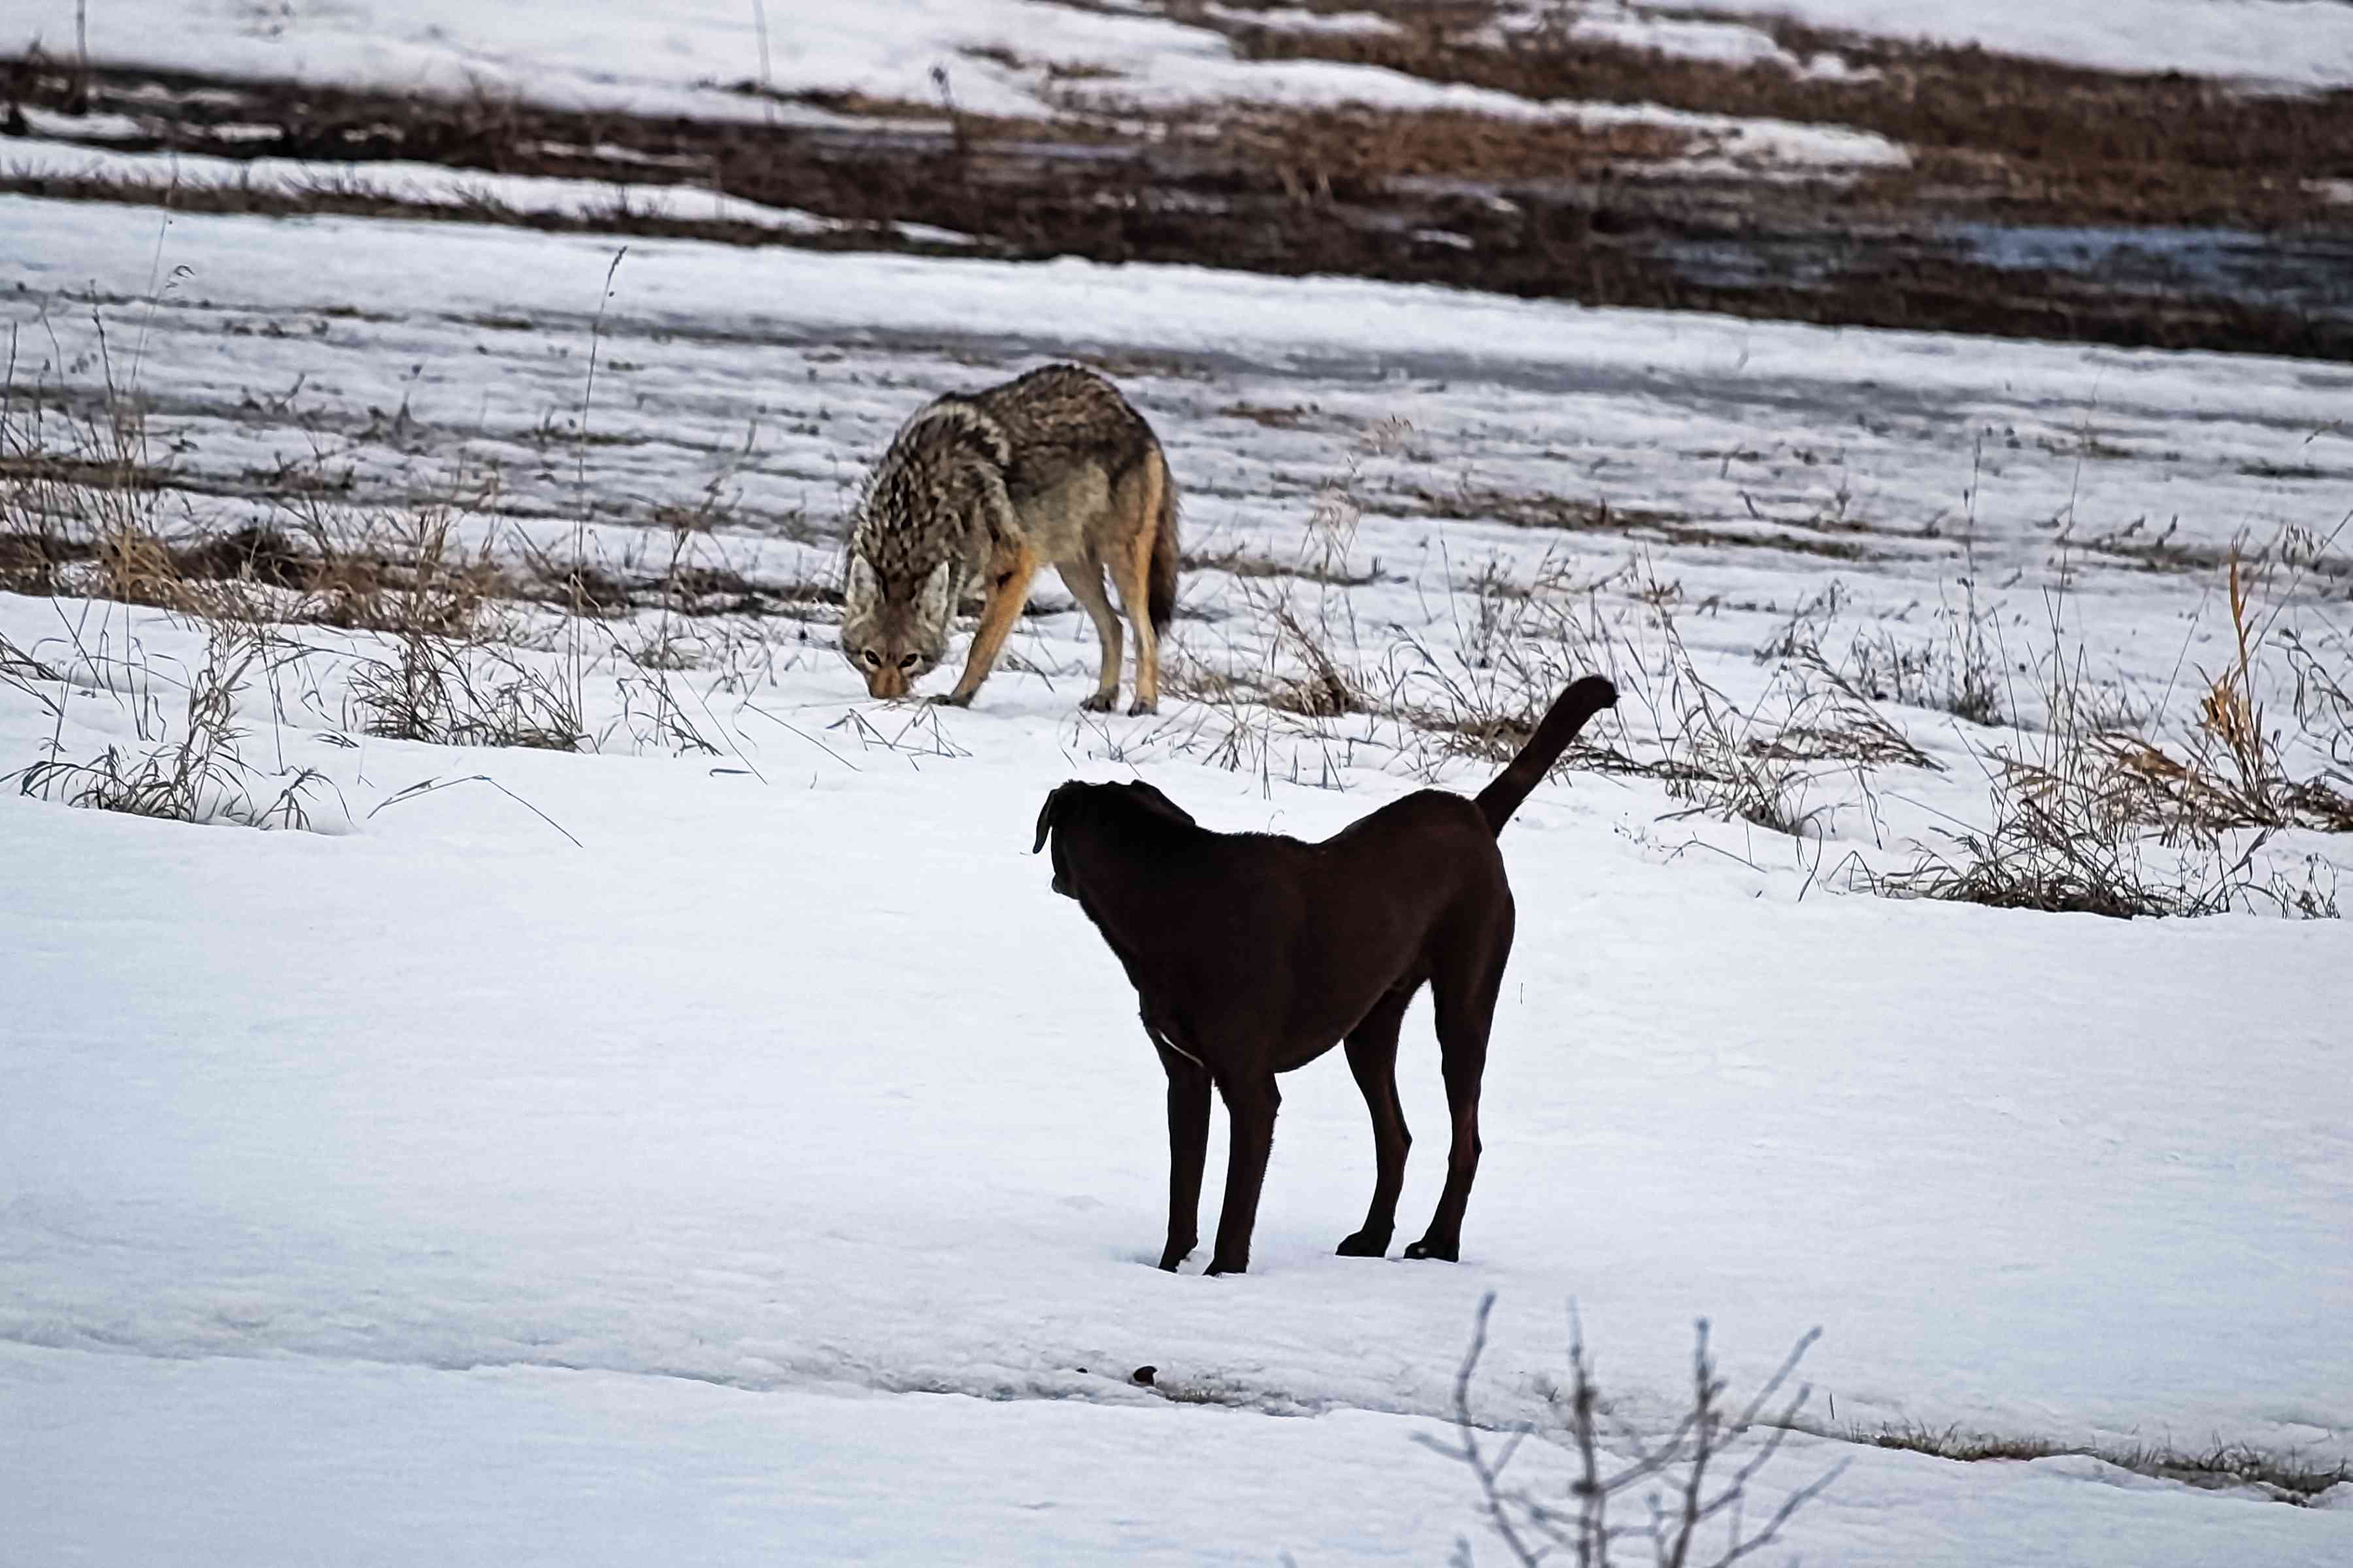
[
  {"x1": 1337, "y1": 990, "x2": 1414, "y2": 1258},
  {"x1": 1406, "y1": 924, "x2": 1513, "y2": 1263},
  {"x1": 1154, "y1": 1033, "x2": 1210, "y2": 1271},
  {"x1": 1204, "y1": 1071, "x2": 1280, "y2": 1276}
]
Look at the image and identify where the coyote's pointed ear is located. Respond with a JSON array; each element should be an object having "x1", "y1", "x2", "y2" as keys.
[
  {"x1": 1032, "y1": 782, "x2": 1075, "y2": 854},
  {"x1": 844, "y1": 551, "x2": 880, "y2": 609}
]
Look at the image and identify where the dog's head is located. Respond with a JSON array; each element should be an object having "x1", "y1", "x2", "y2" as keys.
[{"x1": 1031, "y1": 779, "x2": 1198, "y2": 899}]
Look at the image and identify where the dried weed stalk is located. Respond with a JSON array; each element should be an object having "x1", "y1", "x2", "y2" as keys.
[
  {"x1": 2094, "y1": 553, "x2": 2353, "y2": 837},
  {"x1": 348, "y1": 632, "x2": 585, "y2": 752},
  {"x1": 1867, "y1": 637, "x2": 2271, "y2": 918},
  {"x1": 1424, "y1": 1293, "x2": 1843, "y2": 1568},
  {"x1": 10, "y1": 626, "x2": 332, "y2": 829}
]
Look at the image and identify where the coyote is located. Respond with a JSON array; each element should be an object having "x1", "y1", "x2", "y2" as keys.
[{"x1": 841, "y1": 364, "x2": 1179, "y2": 712}]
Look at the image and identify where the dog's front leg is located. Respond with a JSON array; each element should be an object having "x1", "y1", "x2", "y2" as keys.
[
  {"x1": 1204, "y1": 1073, "x2": 1280, "y2": 1276},
  {"x1": 1154, "y1": 1037, "x2": 1210, "y2": 1271}
]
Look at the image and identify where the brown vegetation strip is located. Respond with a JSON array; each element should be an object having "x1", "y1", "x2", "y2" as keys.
[
  {"x1": 1205, "y1": 0, "x2": 2353, "y2": 227},
  {"x1": 6, "y1": 39, "x2": 2353, "y2": 360}
]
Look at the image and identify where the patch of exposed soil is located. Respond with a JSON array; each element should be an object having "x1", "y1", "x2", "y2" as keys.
[
  {"x1": 1203, "y1": 1, "x2": 2353, "y2": 228},
  {"x1": 7, "y1": 20, "x2": 2352, "y2": 361}
]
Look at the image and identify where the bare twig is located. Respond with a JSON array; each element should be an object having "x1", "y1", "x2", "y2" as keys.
[{"x1": 1423, "y1": 1293, "x2": 1843, "y2": 1568}]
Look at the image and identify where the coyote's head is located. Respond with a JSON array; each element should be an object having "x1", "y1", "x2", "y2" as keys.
[
  {"x1": 841, "y1": 401, "x2": 1012, "y2": 699},
  {"x1": 840, "y1": 552, "x2": 958, "y2": 699}
]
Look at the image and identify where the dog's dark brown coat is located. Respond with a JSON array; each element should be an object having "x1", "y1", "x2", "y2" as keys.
[{"x1": 1033, "y1": 675, "x2": 1618, "y2": 1275}]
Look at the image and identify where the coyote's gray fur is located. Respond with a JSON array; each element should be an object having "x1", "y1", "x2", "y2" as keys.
[{"x1": 841, "y1": 364, "x2": 1179, "y2": 712}]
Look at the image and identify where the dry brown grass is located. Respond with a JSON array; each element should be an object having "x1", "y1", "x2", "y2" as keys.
[
  {"x1": 8, "y1": 339, "x2": 2343, "y2": 914},
  {"x1": 10, "y1": 624, "x2": 334, "y2": 829},
  {"x1": 346, "y1": 631, "x2": 584, "y2": 752},
  {"x1": 1203, "y1": 0, "x2": 2353, "y2": 228},
  {"x1": 15, "y1": 42, "x2": 2352, "y2": 358},
  {"x1": 2035, "y1": 550, "x2": 2353, "y2": 853},
  {"x1": 1386, "y1": 547, "x2": 1937, "y2": 840},
  {"x1": 1866, "y1": 547, "x2": 2352, "y2": 919},
  {"x1": 1835, "y1": 1420, "x2": 2350, "y2": 1507}
]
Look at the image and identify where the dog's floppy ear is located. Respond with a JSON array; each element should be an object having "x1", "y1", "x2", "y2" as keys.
[
  {"x1": 1122, "y1": 780, "x2": 1197, "y2": 829},
  {"x1": 1032, "y1": 781, "x2": 1076, "y2": 855}
]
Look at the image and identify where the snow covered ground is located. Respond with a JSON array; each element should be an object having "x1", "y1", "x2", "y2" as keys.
[
  {"x1": 7, "y1": 0, "x2": 1914, "y2": 175},
  {"x1": 0, "y1": 135, "x2": 980, "y2": 245},
  {"x1": 13, "y1": 1344, "x2": 2343, "y2": 1565},
  {"x1": 16, "y1": 0, "x2": 2353, "y2": 127},
  {"x1": 1674, "y1": 0, "x2": 2353, "y2": 90},
  {"x1": 8, "y1": 192, "x2": 2349, "y2": 758},
  {"x1": 1, "y1": 599, "x2": 2349, "y2": 1561},
  {"x1": 5, "y1": 182, "x2": 2352, "y2": 1560},
  {"x1": 8, "y1": 0, "x2": 1797, "y2": 122},
  {"x1": 4, "y1": 5, "x2": 2353, "y2": 1563}
]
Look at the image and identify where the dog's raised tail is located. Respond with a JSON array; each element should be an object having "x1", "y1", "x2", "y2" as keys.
[{"x1": 1475, "y1": 675, "x2": 1618, "y2": 835}]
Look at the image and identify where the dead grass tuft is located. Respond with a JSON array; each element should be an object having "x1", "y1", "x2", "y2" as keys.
[
  {"x1": 1864, "y1": 548, "x2": 2351, "y2": 921},
  {"x1": 10, "y1": 626, "x2": 333, "y2": 829},
  {"x1": 2097, "y1": 553, "x2": 2353, "y2": 837},
  {"x1": 348, "y1": 632, "x2": 585, "y2": 752},
  {"x1": 1844, "y1": 1420, "x2": 2351, "y2": 1506}
]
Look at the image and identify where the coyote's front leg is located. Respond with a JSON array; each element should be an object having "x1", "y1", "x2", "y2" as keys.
[{"x1": 937, "y1": 544, "x2": 1041, "y2": 707}]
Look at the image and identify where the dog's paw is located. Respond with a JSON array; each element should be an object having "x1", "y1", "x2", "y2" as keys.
[
  {"x1": 1203, "y1": 1256, "x2": 1249, "y2": 1276},
  {"x1": 1403, "y1": 1236, "x2": 1460, "y2": 1262},
  {"x1": 1080, "y1": 691, "x2": 1118, "y2": 714},
  {"x1": 1335, "y1": 1229, "x2": 1391, "y2": 1258},
  {"x1": 1127, "y1": 698, "x2": 1158, "y2": 716},
  {"x1": 1156, "y1": 1239, "x2": 1196, "y2": 1272}
]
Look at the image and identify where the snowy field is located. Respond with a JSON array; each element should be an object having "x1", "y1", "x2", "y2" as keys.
[
  {"x1": 16, "y1": 0, "x2": 2353, "y2": 118},
  {"x1": 5, "y1": 192, "x2": 2351, "y2": 1562},
  {"x1": 5, "y1": 4, "x2": 2353, "y2": 1565},
  {"x1": 1674, "y1": 0, "x2": 2353, "y2": 88}
]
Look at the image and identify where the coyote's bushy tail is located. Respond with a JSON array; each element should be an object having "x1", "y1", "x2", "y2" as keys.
[
  {"x1": 1146, "y1": 447, "x2": 1178, "y2": 633},
  {"x1": 1475, "y1": 675, "x2": 1618, "y2": 836}
]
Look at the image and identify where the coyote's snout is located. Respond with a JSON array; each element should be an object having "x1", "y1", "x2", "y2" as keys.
[{"x1": 842, "y1": 364, "x2": 1180, "y2": 712}]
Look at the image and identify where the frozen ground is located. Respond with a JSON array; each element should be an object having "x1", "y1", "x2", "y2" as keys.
[
  {"x1": 8, "y1": 190, "x2": 2351, "y2": 773},
  {"x1": 1673, "y1": 0, "x2": 2353, "y2": 89},
  {"x1": 0, "y1": 135, "x2": 978, "y2": 245},
  {"x1": 12, "y1": 1344, "x2": 2346, "y2": 1566},
  {"x1": 4, "y1": 169, "x2": 2352, "y2": 1561},
  {"x1": 1, "y1": 595, "x2": 2349, "y2": 1563},
  {"x1": 6, "y1": 0, "x2": 1913, "y2": 174},
  {"x1": 17, "y1": 1, "x2": 2353, "y2": 368},
  {"x1": 10, "y1": 0, "x2": 1842, "y2": 131},
  {"x1": 16, "y1": 0, "x2": 2353, "y2": 121}
]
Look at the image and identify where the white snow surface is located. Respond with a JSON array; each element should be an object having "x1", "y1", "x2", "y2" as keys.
[
  {"x1": 3, "y1": 192, "x2": 2352, "y2": 1558},
  {"x1": 0, "y1": 136, "x2": 977, "y2": 244},
  {"x1": 14, "y1": 0, "x2": 2353, "y2": 123},
  {"x1": 1483, "y1": 3, "x2": 1875, "y2": 82},
  {"x1": 5, "y1": 0, "x2": 1909, "y2": 171},
  {"x1": 1672, "y1": 0, "x2": 2353, "y2": 88},
  {"x1": 2, "y1": 610, "x2": 2350, "y2": 1560},
  {"x1": 7, "y1": 1344, "x2": 2348, "y2": 1565}
]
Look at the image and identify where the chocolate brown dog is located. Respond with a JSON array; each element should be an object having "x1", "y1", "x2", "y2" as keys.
[{"x1": 1033, "y1": 675, "x2": 1617, "y2": 1275}]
